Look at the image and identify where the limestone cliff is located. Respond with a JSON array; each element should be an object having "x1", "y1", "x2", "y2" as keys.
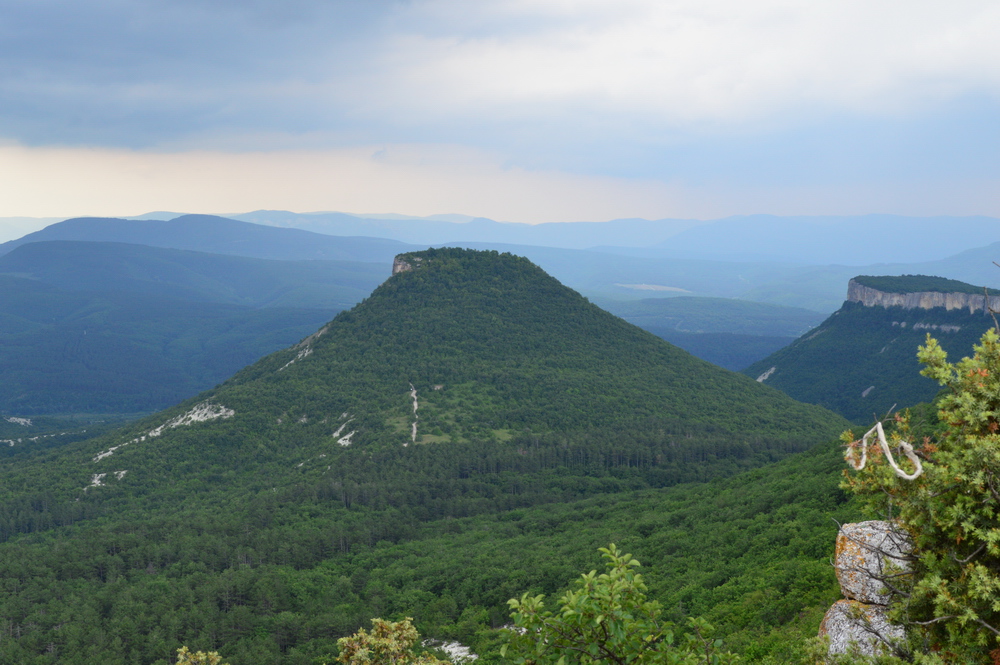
[
  {"x1": 847, "y1": 279, "x2": 1000, "y2": 314},
  {"x1": 392, "y1": 254, "x2": 423, "y2": 275}
]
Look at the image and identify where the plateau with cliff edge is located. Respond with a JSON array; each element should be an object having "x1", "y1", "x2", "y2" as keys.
[{"x1": 745, "y1": 274, "x2": 999, "y2": 421}]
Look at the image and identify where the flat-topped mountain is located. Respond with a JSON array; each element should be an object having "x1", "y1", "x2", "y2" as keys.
[
  {"x1": 745, "y1": 274, "x2": 998, "y2": 422},
  {"x1": 847, "y1": 275, "x2": 1000, "y2": 312},
  {"x1": 209, "y1": 248, "x2": 844, "y2": 452}
]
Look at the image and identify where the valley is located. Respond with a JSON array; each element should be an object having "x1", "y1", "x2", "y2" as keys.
[
  {"x1": 0, "y1": 215, "x2": 997, "y2": 663},
  {"x1": 0, "y1": 246, "x2": 852, "y2": 663}
]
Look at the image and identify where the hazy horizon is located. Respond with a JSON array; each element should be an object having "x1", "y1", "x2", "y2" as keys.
[{"x1": 0, "y1": 1, "x2": 997, "y2": 223}]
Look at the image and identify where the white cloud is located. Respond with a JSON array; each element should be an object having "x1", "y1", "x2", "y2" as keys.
[
  {"x1": 353, "y1": 0, "x2": 1000, "y2": 124},
  {"x1": 1, "y1": 1, "x2": 998, "y2": 219},
  {"x1": 4, "y1": 0, "x2": 999, "y2": 147}
]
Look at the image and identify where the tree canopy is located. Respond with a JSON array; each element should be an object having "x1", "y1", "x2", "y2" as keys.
[
  {"x1": 841, "y1": 329, "x2": 1000, "y2": 662},
  {"x1": 503, "y1": 544, "x2": 738, "y2": 665}
]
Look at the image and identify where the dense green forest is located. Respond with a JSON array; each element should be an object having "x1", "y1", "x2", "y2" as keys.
[
  {"x1": 0, "y1": 248, "x2": 850, "y2": 663},
  {"x1": 744, "y1": 299, "x2": 998, "y2": 422},
  {"x1": 0, "y1": 432, "x2": 858, "y2": 664},
  {"x1": 852, "y1": 274, "x2": 992, "y2": 294}
]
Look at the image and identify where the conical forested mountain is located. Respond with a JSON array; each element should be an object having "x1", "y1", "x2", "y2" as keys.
[
  {"x1": 188, "y1": 247, "x2": 846, "y2": 454},
  {"x1": 0, "y1": 248, "x2": 849, "y2": 663}
]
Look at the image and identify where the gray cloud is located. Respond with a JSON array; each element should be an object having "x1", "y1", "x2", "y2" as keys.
[
  {"x1": 1, "y1": 0, "x2": 998, "y2": 191},
  {"x1": 0, "y1": 0, "x2": 393, "y2": 144}
]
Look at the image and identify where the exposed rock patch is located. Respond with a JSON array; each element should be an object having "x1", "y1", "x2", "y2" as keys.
[
  {"x1": 819, "y1": 600, "x2": 904, "y2": 657},
  {"x1": 756, "y1": 366, "x2": 776, "y2": 382},
  {"x1": 409, "y1": 383, "x2": 419, "y2": 443},
  {"x1": 423, "y1": 639, "x2": 478, "y2": 663},
  {"x1": 835, "y1": 521, "x2": 910, "y2": 604},
  {"x1": 392, "y1": 255, "x2": 423, "y2": 274},
  {"x1": 93, "y1": 402, "x2": 235, "y2": 462}
]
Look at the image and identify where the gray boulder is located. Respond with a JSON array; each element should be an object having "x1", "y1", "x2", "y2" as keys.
[
  {"x1": 819, "y1": 600, "x2": 905, "y2": 657},
  {"x1": 835, "y1": 520, "x2": 911, "y2": 605}
]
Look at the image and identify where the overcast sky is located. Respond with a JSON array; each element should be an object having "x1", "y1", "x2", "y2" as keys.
[{"x1": 1, "y1": 0, "x2": 998, "y2": 223}]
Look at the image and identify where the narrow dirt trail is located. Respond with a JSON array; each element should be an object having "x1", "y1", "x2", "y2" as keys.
[{"x1": 409, "y1": 383, "x2": 418, "y2": 443}]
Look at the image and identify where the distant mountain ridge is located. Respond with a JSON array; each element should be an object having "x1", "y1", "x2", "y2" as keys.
[
  {"x1": 0, "y1": 240, "x2": 387, "y2": 309},
  {"x1": 0, "y1": 214, "x2": 421, "y2": 263},
  {"x1": 11, "y1": 211, "x2": 1000, "y2": 314},
  {"x1": 648, "y1": 214, "x2": 1000, "y2": 265},
  {"x1": 232, "y1": 210, "x2": 703, "y2": 249},
  {"x1": 232, "y1": 211, "x2": 1000, "y2": 264}
]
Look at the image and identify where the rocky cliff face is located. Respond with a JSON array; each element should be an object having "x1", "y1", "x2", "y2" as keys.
[
  {"x1": 847, "y1": 279, "x2": 1000, "y2": 313},
  {"x1": 392, "y1": 254, "x2": 423, "y2": 275}
]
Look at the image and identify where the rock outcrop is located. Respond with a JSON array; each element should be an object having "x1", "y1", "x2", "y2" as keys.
[
  {"x1": 818, "y1": 520, "x2": 910, "y2": 658},
  {"x1": 392, "y1": 254, "x2": 423, "y2": 275},
  {"x1": 834, "y1": 521, "x2": 910, "y2": 605},
  {"x1": 847, "y1": 279, "x2": 1000, "y2": 313}
]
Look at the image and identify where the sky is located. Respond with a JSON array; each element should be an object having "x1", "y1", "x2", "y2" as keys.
[{"x1": 1, "y1": 0, "x2": 999, "y2": 224}]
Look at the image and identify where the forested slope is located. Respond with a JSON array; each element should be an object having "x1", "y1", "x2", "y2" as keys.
[
  {"x1": 0, "y1": 248, "x2": 849, "y2": 663},
  {"x1": 745, "y1": 286, "x2": 997, "y2": 422}
]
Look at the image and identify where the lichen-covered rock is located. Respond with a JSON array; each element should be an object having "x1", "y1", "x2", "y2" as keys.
[
  {"x1": 819, "y1": 599, "x2": 905, "y2": 657},
  {"x1": 835, "y1": 520, "x2": 910, "y2": 604}
]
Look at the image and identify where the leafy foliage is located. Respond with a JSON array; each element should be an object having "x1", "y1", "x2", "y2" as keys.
[
  {"x1": 176, "y1": 646, "x2": 230, "y2": 665},
  {"x1": 504, "y1": 544, "x2": 738, "y2": 665},
  {"x1": 842, "y1": 330, "x2": 1000, "y2": 662},
  {"x1": 851, "y1": 275, "x2": 988, "y2": 295},
  {"x1": 337, "y1": 618, "x2": 449, "y2": 665}
]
